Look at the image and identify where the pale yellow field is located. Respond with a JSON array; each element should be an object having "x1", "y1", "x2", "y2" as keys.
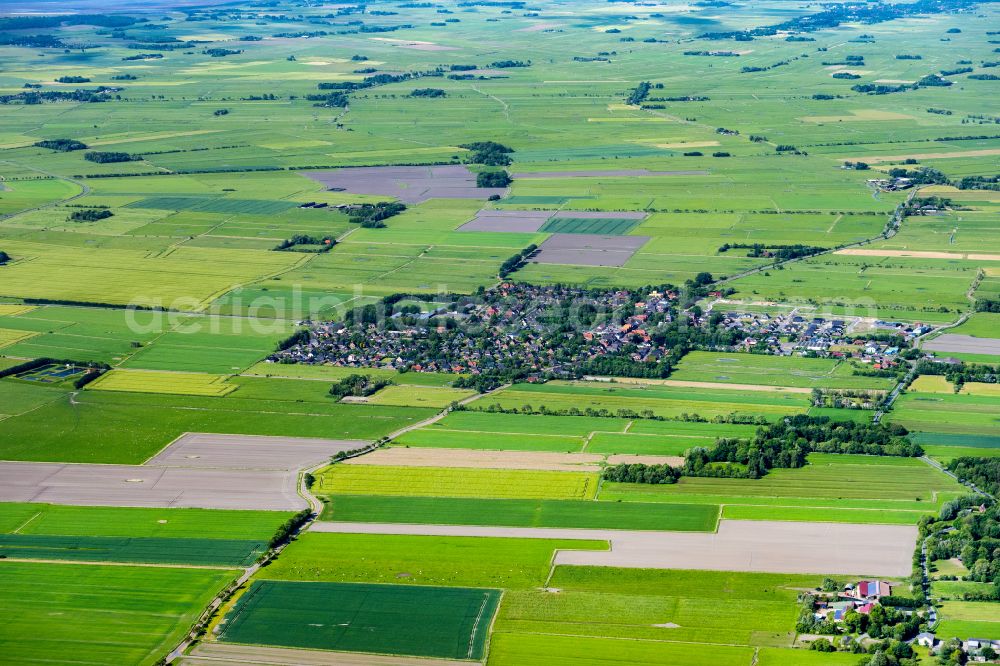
[
  {"x1": 350, "y1": 447, "x2": 605, "y2": 472},
  {"x1": 908, "y1": 375, "x2": 954, "y2": 394},
  {"x1": 961, "y1": 382, "x2": 1000, "y2": 397},
  {"x1": 799, "y1": 109, "x2": 915, "y2": 123},
  {"x1": 364, "y1": 385, "x2": 477, "y2": 409},
  {"x1": 836, "y1": 249, "x2": 1000, "y2": 261},
  {"x1": 843, "y1": 148, "x2": 1000, "y2": 164},
  {"x1": 0, "y1": 328, "x2": 37, "y2": 349},
  {"x1": 0, "y1": 305, "x2": 35, "y2": 317},
  {"x1": 88, "y1": 369, "x2": 236, "y2": 397}
]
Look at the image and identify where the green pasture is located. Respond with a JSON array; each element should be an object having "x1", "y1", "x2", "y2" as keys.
[
  {"x1": 0, "y1": 561, "x2": 233, "y2": 666},
  {"x1": 0, "y1": 503, "x2": 291, "y2": 540},
  {"x1": 320, "y1": 495, "x2": 719, "y2": 531},
  {"x1": 599, "y1": 453, "x2": 963, "y2": 524},
  {"x1": 890, "y1": 392, "x2": 1000, "y2": 438},
  {"x1": 936, "y1": 601, "x2": 1000, "y2": 641},
  {"x1": 259, "y1": 532, "x2": 606, "y2": 589},
  {"x1": 0, "y1": 383, "x2": 433, "y2": 463},
  {"x1": 669, "y1": 351, "x2": 896, "y2": 390},
  {"x1": 471, "y1": 380, "x2": 808, "y2": 420},
  {"x1": 243, "y1": 361, "x2": 460, "y2": 386}
]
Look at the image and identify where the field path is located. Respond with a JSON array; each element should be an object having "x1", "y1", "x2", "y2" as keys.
[
  {"x1": 382, "y1": 384, "x2": 509, "y2": 441},
  {"x1": 309, "y1": 519, "x2": 916, "y2": 577},
  {"x1": 0, "y1": 161, "x2": 91, "y2": 221}
]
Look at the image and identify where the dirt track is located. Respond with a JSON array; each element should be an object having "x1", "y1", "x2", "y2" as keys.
[
  {"x1": 178, "y1": 644, "x2": 469, "y2": 666},
  {"x1": 310, "y1": 519, "x2": 916, "y2": 576}
]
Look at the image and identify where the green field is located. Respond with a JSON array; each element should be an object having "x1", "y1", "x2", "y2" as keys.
[
  {"x1": 0, "y1": 533, "x2": 266, "y2": 567},
  {"x1": 0, "y1": 380, "x2": 434, "y2": 463},
  {"x1": 668, "y1": 351, "x2": 896, "y2": 390},
  {"x1": 219, "y1": 580, "x2": 499, "y2": 660},
  {"x1": 890, "y1": 392, "x2": 1000, "y2": 438},
  {"x1": 487, "y1": 567, "x2": 852, "y2": 664},
  {"x1": 599, "y1": 453, "x2": 963, "y2": 524},
  {"x1": 0, "y1": 561, "x2": 233, "y2": 666},
  {"x1": 537, "y1": 216, "x2": 643, "y2": 235},
  {"x1": 471, "y1": 380, "x2": 808, "y2": 421},
  {"x1": 320, "y1": 495, "x2": 719, "y2": 532},
  {"x1": 259, "y1": 532, "x2": 607, "y2": 589},
  {"x1": 395, "y1": 411, "x2": 757, "y2": 454},
  {"x1": 936, "y1": 601, "x2": 1000, "y2": 641},
  {"x1": 315, "y1": 465, "x2": 599, "y2": 500},
  {"x1": 0, "y1": 503, "x2": 291, "y2": 540},
  {"x1": 364, "y1": 384, "x2": 477, "y2": 408}
]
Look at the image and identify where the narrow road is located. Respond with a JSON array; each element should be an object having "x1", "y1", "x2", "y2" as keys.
[{"x1": 0, "y1": 162, "x2": 91, "y2": 221}]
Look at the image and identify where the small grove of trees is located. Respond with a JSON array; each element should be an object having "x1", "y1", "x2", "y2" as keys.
[
  {"x1": 685, "y1": 416, "x2": 921, "y2": 480},
  {"x1": 68, "y1": 209, "x2": 113, "y2": 222},
  {"x1": 202, "y1": 48, "x2": 243, "y2": 57},
  {"x1": 84, "y1": 151, "x2": 140, "y2": 163},
  {"x1": 602, "y1": 463, "x2": 679, "y2": 484},
  {"x1": 476, "y1": 170, "x2": 511, "y2": 188},
  {"x1": 273, "y1": 234, "x2": 335, "y2": 252},
  {"x1": 459, "y1": 141, "x2": 513, "y2": 166},
  {"x1": 976, "y1": 297, "x2": 1000, "y2": 313},
  {"x1": 275, "y1": 329, "x2": 309, "y2": 351},
  {"x1": 410, "y1": 88, "x2": 446, "y2": 97},
  {"x1": 0, "y1": 250, "x2": 10, "y2": 265},
  {"x1": 328, "y1": 374, "x2": 393, "y2": 400},
  {"x1": 55, "y1": 75, "x2": 90, "y2": 83},
  {"x1": 348, "y1": 201, "x2": 406, "y2": 228},
  {"x1": 718, "y1": 243, "x2": 825, "y2": 261},
  {"x1": 34, "y1": 139, "x2": 87, "y2": 152}
]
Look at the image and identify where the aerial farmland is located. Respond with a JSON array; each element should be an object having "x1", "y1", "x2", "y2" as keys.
[{"x1": 0, "y1": 0, "x2": 999, "y2": 665}]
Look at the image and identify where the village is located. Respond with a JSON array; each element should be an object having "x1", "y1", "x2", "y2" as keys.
[
  {"x1": 270, "y1": 284, "x2": 928, "y2": 379},
  {"x1": 269, "y1": 283, "x2": 679, "y2": 377}
]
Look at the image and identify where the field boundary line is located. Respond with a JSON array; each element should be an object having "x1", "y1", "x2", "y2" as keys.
[
  {"x1": 11, "y1": 511, "x2": 42, "y2": 534},
  {"x1": 467, "y1": 592, "x2": 492, "y2": 659},
  {"x1": 0, "y1": 557, "x2": 240, "y2": 570}
]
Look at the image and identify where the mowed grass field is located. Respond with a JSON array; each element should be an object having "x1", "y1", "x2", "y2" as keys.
[
  {"x1": 488, "y1": 566, "x2": 854, "y2": 665},
  {"x1": 219, "y1": 580, "x2": 500, "y2": 660},
  {"x1": 363, "y1": 384, "x2": 477, "y2": 408},
  {"x1": 314, "y1": 465, "x2": 599, "y2": 500},
  {"x1": 0, "y1": 377, "x2": 434, "y2": 463},
  {"x1": 259, "y1": 532, "x2": 607, "y2": 589},
  {"x1": 0, "y1": 503, "x2": 293, "y2": 567},
  {"x1": 88, "y1": 369, "x2": 236, "y2": 397},
  {"x1": 470, "y1": 380, "x2": 807, "y2": 421},
  {"x1": 320, "y1": 495, "x2": 719, "y2": 532},
  {"x1": 668, "y1": 351, "x2": 896, "y2": 390},
  {"x1": 890, "y1": 392, "x2": 1000, "y2": 439},
  {"x1": 936, "y1": 601, "x2": 1000, "y2": 642},
  {"x1": 0, "y1": 561, "x2": 234, "y2": 666},
  {"x1": 0, "y1": 503, "x2": 291, "y2": 540},
  {"x1": 598, "y1": 454, "x2": 964, "y2": 524},
  {"x1": 393, "y1": 410, "x2": 758, "y2": 455}
]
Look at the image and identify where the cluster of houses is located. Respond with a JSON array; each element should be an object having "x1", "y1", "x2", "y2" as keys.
[
  {"x1": 812, "y1": 581, "x2": 999, "y2": 660},
  {"x1": 709, "y1": 308, "x2": 921, "y2": 368},
  {"x1": 866, "y1": 176, "x2": 914, "y2": 192},
  {"x1": 814, "y1": 580, "x2": 896, "y2": 622},
  {"x1": 269, "y1": 283, "x2": 678, "y2": 376}
]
